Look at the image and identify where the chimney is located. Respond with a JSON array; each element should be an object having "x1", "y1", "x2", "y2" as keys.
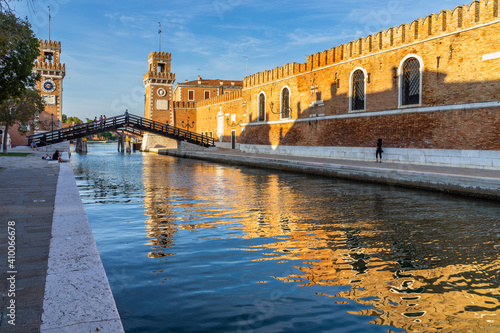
[{"x1": 197, "y1": 75, "x2": 201, "y2": 80}]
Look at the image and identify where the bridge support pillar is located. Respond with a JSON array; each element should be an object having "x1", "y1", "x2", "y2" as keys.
[
  {"x1": 75, "y1": 138, "x2": 87, "y2": 154},
  {"x1": 117, "y1": 133, "x2": 124, "y2": 152},
  {"x1": 126, "y1": 137, "x2": 131, "y2": 153}
]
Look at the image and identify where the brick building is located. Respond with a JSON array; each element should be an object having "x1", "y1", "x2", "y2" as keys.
[
  {"x1": 143, "y1": 52, "x2": 242, "y2": 132},
  {"x1": 145, "y1": 0, "x2": 500, "y2": 169},
  {"x1": 173, "y1": 76, "x2": 242, "y2": 103}
]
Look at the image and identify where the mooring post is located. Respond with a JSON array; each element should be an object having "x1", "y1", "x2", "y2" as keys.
[{"x1": 76, "y1": 137, "x2": 87, "y2": 153}]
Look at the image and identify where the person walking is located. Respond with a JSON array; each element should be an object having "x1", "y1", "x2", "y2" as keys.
[
  {"x1": 125, "y1": 109, "x2": 129, "y2": 123},
  {"x1": 376, "y1": 138, "x2": 383, "y2": 163}
]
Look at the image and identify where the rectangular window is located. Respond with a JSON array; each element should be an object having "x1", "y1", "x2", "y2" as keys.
[
  {"x1": 188, "y1": 90, "x2": 195, "y2": 101},
  {"x1": 204, "y1": 91, "x2": 210, "y2": 99}
]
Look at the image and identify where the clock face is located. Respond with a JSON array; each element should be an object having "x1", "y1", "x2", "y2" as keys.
[
  {"x1": 157, "y1": 88, "x2": 166, "y2": 97},
  {"x1": 42, "y1": 79, "x2": 56, "y2": 93}
]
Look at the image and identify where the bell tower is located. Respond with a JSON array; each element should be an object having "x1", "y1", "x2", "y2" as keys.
[
  {"x1": 33, "y1": 39, "x2": 66, "y2": 130},
  {"x1": 143, "y1": 52, "x2": 175, "y2": 123}
]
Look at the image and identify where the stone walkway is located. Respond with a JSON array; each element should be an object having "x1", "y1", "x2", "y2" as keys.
[{"x1": 0, "y1": 152, "x2": 59, "y2": 332}]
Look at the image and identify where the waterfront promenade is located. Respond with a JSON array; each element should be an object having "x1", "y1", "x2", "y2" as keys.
[
  {"x1": 153, "y1": 147, "x2": 500, "y2": 200},
  {"x1": 0, "y1": 146, "x2": 123, "y2": 333}
]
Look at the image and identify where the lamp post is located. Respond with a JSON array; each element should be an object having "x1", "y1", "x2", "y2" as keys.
[
  {"x1": 45, "y1": 113, "x2": 60, "y2": 132},
  {"x1": 181, "y1": 117, "x2": 195, "y2": 130}
]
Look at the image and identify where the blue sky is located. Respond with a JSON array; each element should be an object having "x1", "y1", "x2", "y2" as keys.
[{"x1": 14, "y1": 0, "x2": 462, "y2": 121}]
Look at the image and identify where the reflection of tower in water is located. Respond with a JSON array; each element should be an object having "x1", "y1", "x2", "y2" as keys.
[{"x1": 142, "y1": 157, "x2": 177, "y2": 259}]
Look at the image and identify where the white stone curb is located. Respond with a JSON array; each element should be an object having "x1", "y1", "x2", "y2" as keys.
[{"x1": 41, "y1": 163, "x2": 124, "y2": 333}]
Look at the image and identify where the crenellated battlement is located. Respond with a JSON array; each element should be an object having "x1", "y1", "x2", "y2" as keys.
[
  {"x1": 38, "y1": 39, "x2": 61, "y2": 49},
  {"x1": 196, "y1": 90, "x2": 243, "y2": 108},
  {"x1": 243, "y1": 0, "x2": 500, "y2": 89},
  {"x1": 173, "y1": 101, "x2": 196, "y2": 109},
  {"x1": 143, "y1": 72, "x2": 175, "y2": 80},
  {"x1": 33, "y1": 61, "x2": 65, "y2": 71},
  {"x1": 149, "y1": 51, "x2": 172, "y2": 61}
]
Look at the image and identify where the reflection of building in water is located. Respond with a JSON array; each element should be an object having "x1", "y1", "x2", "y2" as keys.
[
  {"x1": 216, "y1": 168, "x2": 500, "y2": 331},
  {"x1": 140, "y1": 153, "x2": 500, "y2": 332},
  {"x1": 242, "y1": 210, "x2": 500, "y2": 332}
]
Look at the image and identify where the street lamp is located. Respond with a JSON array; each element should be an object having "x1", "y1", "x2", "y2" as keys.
[
  {"x1": 181, "y1": 117, "x2": 195, "y2": 130},
  {"x1": 45, "y1": 113, "x2": 60, "y2": 132},
  {"x1": 226, "y1": 117, "x2": 243, "y2": 128},
  {"x1": 269, "y1": 101, "x2": 291, "y2": 117}
]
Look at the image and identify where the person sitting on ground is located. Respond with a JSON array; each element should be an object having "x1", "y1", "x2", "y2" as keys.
[
  {"x1": 31, "y1": 141, "x2": 39, "y2": 151},
  {"x1": 52, "y1": 150, "x2": 62, "y2": 162},
  {"x1": 43, "y1": 154, "x2": 51, "y2": 160}
]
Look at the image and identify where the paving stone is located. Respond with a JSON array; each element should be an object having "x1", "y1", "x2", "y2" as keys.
[{"x1": 0, "y1": 153, "x2": 59, "y2": 332}]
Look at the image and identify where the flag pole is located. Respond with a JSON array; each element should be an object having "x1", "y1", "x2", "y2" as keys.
[
  {"x1": 48, "y1": 6, "x2": 51, "y2": 41},
  {"x1": 158, "y1": 22, "x2": 161, "y2": 53}
]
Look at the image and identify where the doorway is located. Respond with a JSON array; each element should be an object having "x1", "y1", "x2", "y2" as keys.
[{"x1": 231, "y1": 130, "x2": 236, "y2": 149}]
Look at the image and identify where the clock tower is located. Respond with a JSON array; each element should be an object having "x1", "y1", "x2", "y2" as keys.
[
  {"x1": 33, "y1": 39, "x2": 65, "y2": 131},
  {"x1": 143, "y1": 52, "x2": 175, "y2": 123}
]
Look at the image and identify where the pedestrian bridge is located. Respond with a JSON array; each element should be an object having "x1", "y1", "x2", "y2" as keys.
[{"x1": 27, "y1": 114, "x2": 215, "y2": 148}]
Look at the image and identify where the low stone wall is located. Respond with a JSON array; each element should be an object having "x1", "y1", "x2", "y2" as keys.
[
  {"x1": 240, "y1": 144, "x2": 500, "y2": 170},
  {"x1": 141, "y1": 133, "x2": 207, "y2": 152}
]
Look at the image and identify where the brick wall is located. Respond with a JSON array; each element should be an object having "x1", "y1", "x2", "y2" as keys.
[{"x1": 192, "y1": 0, "x2": 500, "y2": 153}]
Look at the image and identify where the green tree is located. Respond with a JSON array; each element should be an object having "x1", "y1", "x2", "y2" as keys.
[
  {"x1": 62, "y1": 114, "x2": 83, "y2": 124},
  {"x1": 0, "y1": 11, "x2": 42, "y2": 152},
  {"x1": 1, "y1": 89, "x2": 44, "y2": 153},
  {"x1": 0, "y1": 12, "x2": 40, "y2": 101}
]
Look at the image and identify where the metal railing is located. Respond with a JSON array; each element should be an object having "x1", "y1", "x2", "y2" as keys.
[{"x1": 28, "y1": 114, "x2": 215, "y2": 148}]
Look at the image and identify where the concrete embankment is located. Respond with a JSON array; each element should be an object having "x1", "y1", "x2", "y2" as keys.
[{"x1": 148, "y1": 148, "x2": 500, "y2": 201}]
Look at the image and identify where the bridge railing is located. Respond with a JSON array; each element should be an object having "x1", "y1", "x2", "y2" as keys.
[
  {"x1": 28, "y1": 113, "x2": 215, "y2": 147},
  {"x1": 127, "y1": 114, "x2": 215, "y2": 147}
]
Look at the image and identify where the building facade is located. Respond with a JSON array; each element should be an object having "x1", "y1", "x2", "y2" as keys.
[
  {"x1": 173, "y1": 76, "x2": 242, "y2": 103},
  {"x1": 144, "y1": 53, "x2": 242, "y2": 130},
  {"x1": 192, "y1": 0, "x2": 500, "y2": 169}
]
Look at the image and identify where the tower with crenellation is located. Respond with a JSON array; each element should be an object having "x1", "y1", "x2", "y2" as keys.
[
  {"x1": 32, "y1": 39, "x2": 66, "y2": 131},
  {"x1": 143, "y1": 52, "x2": 176, "y2": 124}
]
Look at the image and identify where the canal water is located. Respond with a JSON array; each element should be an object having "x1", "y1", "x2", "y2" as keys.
[{"x1": 71, "y1": 143, "x2": 500, "y2": 333}]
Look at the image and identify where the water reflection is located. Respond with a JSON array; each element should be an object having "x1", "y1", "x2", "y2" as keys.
[
  {"x1": 141, "y1": 154, "x2": 500, "y2": 332},
  {"x1": 74, "y1": 145, "x2": 500, "y2": 332}
]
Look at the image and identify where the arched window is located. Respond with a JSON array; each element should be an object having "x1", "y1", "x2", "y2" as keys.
[
  {"x1": 401, "y1": 57, "x2": 421, "y2": 106},
  {"x1": 281, "y1": 87, "x2": 290, "y2": 119},
  {"x1": 258, "y1": 93, "x2": 266, "y2": 121},
  {"x1": 351, "y1": 69, "x2": 365, "y2": 111}
]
